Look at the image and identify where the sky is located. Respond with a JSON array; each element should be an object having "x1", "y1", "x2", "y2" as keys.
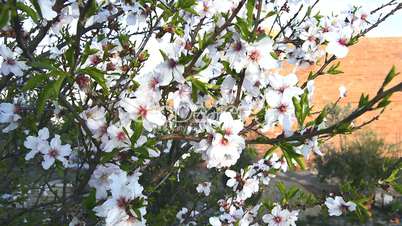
[{"x1": 318, "y1": 0, "x2": 402, "y2": 37}]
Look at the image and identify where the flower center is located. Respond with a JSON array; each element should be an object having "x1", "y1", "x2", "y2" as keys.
[
  {"x1": 341, "y1": 204, "x2": 349, "y2": 212},
  {"x1": 220, "y1": 137, "x2": 229, "y2": 145},
  {"x1": 100, "y1": 173, "x2": 109, "y2": 183},
  {"x1": 233, "y1": 41, "x2": 243, "y2": 52},
  {"x1": 6, "y1": 58, "x2": 16, "y2": 65},
  {"x1": 76, "y1": 75, "x2": 90, "y2": 89},
  {"x1": 338, "y1": 38, "x2": 348, "y2": 46},
  {"x1": 273, "y1": 216, "x2": 283, "y2": 223},
  {"x1": 90, "y1": 55, "x2": 101, "y2": 65},
  {"x1": 150, "y1": 78, "x2": 159, "y2": 90},
  {"x1": 249, "y1": 50, "x2": 261, "y2": 61},
  {"x1": 117, "y1": 197, "x2": 129, "y2": 209},
  {"x1": 138, "y1": 106, "x2": 148, "y2": 118},
  {"x1": 278, "y1": 104, "x2": 287, "y2": 113},
  {"x1": 168, "y1": 59, "x2": 177, "y2": 68},
  {"x1": 49, "y1": 149, "x2": 59, "y2": 158},
  {"x1": 116, "y1": 131, "x2": 126, "y2": 141},
  {"x1": 308, "y1": 36, "x2": 316, "y2": 42}
]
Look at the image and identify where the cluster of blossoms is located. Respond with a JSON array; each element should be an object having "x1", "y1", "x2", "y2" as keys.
[
  {"x1": 91, "y1": 168, "x2": 147, "y2": 226},
  {"x1": 24, "y1": 127, "x2": 72, "y2": 170},
  {"x1": 0, "y1": 0, "x2": 400, "y2": 225}
]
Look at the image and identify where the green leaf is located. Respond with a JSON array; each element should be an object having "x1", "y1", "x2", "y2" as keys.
[
  {"x1": 279, "y1": 143, "x2": 305, "y2": 170},
  {"x1": 78, "y1": 67, "x2": 109, "y2": 95},
  {"x1": 30, "y1": 57, "x2": 57, "y2": 71},
  {"x1": 306, "y1": 6, "x2": 312, "y2": 16},
  {"x1": 263, "y1": 145, "x2": 278, "y2": 159},
  {"x1": 189, "y1": 77, "x2": 209, "y2": 94},
  {"x1": 276, "y1": 181, "x2": 286, "y2": 195},
  {"x1": 191, "y1": 82, "x2": 198, "y2": 102},
  {"x1": 314, "y1": 108, "x2": 327, "y2": 126},
  {"x1": 391, "y1": 182, "x2": 402, "y2": 194},
  {"x1": 130, "y1": 120, "x2": 143, "y2": 144},
  {"x1": 64, "y1": 47, "x2": 75, "y2": 69},
  {"x1": 292, "y1": 91, "x2": 310, "y2": 128},
  {"x1": 327, "y1": 62, "x2": 343, "y2": 75},
  {"x1": 355, "y1": 201, "x2": 370, "y2": 223},
  {"x1": 83, "y1": 189, "x2": 97, "y2": 210},
  {"x1": 0, "y1": 5, "x2": 10, "y2": 28},
  {"x1": 383, "y1": 65, "x2": 399, "y2": 87},
  {"x1": 235, "y1": 17, "x2": 251, "y2": 41},
  {"x1": 23, "y1": 73, "x2": 47, "y2": 91},
  {"x1": 358, "y1": 94, "x2": 370, "y2": 108},
  {"x1": 377, "y1": 93, "x2": 392, "y2": 108},
  {"x1": 265, "y1": 11, "x2": 276, "y2": 18},
  {"x1": 384, "y1": 167, "x2": 400, "y2": 183},
  {"x1": 335, "y1": 122, "x2": 352, "y2": 133},
  {"x1": 287, "y1": 187, "x2": 299, "y2": 199},
  {"x1": 177, "y1": 0, "x2": 196, "y2": 9},
  {"x1": 16, "y1": 2, "x2": 39, "y2": 23},
  {"x1": 37, "y1": 72, "x2": 66, "y2": 115},
  {"x1": 246, "y1": 0, "x2": 256, "y2": 23},
  {"x1": 84, "y1": 0, "x2": 99, "y2": 19},
  {"x1": 29, "y1": 0, "x2": 42, "y2": 19},
  {"x1": 157, "y1": 3, "x2": 174, "y2": 21}
]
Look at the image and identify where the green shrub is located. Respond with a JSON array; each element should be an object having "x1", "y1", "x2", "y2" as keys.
[{"x1": 315, "y1": 131, "x2": 399, "y2": 195}]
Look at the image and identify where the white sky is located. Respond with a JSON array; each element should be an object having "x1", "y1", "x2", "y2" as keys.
[{"x1": 318, "y1": 0, "x2": 402, "y2": 37}]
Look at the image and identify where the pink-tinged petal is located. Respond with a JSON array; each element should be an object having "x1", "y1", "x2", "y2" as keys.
[{"x1": 42, "y1": 156, "x2": 55, "y2": 170}]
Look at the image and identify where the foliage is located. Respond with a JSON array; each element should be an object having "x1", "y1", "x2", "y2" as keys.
[{"x1": 315, "y1": 132, "x2": 399, "y2": 194}]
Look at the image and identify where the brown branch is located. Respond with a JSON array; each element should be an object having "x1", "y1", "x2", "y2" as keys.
[
  {"x1": 247, "y1": 81, "x2": 402, "y2": 145},
  {"x1": 234, "y1": 69, "x2": 246, "y2": 106}
]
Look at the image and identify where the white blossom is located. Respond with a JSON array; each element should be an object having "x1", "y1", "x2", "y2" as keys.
[
  {"x1": 0, "y1": 102, "x2": 21, "y2": 133},
  {"x1": 325, "y1": 196, "x2": 356, "y2": 216}
]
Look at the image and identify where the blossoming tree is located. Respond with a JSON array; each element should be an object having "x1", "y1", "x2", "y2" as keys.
[{"x1": 0, "y1": 0, "x2": 401, "y2": 225}]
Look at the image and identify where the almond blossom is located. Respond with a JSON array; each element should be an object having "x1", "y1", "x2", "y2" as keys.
[
  {"x1": 246, "y1": 37, "x2": 278, "y2": 71},
  {"x1": 225, "y1": 169, "x2": 259, "y2": 200},
  {"x1": 205, "y1": 112, "x2": 245, "y2": 168},
  {"x1": 89, "y1": 164, "x2": 121, "y2": 200},
  {"x1": 156, "y1": 44, "x2": 185, "y2": 83},
  {"x1": 0, "y1": 46, "x2": 28, "y2": 77},
  {"x1": 24, "y1": 127, "x2": 50, "y2": 160},
  {"x1": 325, "y1": 196, "x2": 357, "y2": 216},
  {"x1": 38, "y1": 0, "x2": 58, "y2": 21},
  {"x1": 103, "y1": 124, "x2": 132, "y2": 152},
  {"x1": 120, "y1": 95, "x2": 166, "y2": 132},
  {"x1": 41, "y1": 135, "x2": 72, "y2": 170},
  {"x1": 262, "y1": 205, "x2": 299, "y2": 226},
  {"x1": 0, "y1": 102, "x2": 21, "y2": 133},
  {"x1": 196, "y1": 182, "x2": 212, "y2": 196},
  {"x1": 93, "y1": 171, "x2": 146, "y2": 226},
  {"x1": 325, "y1": 27, "x2": 353, "y2": 58}
]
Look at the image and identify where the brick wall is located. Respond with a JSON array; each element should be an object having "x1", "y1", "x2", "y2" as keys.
[{"x1": 302, "y1": 37, "x2": 402, "y2": 145}]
